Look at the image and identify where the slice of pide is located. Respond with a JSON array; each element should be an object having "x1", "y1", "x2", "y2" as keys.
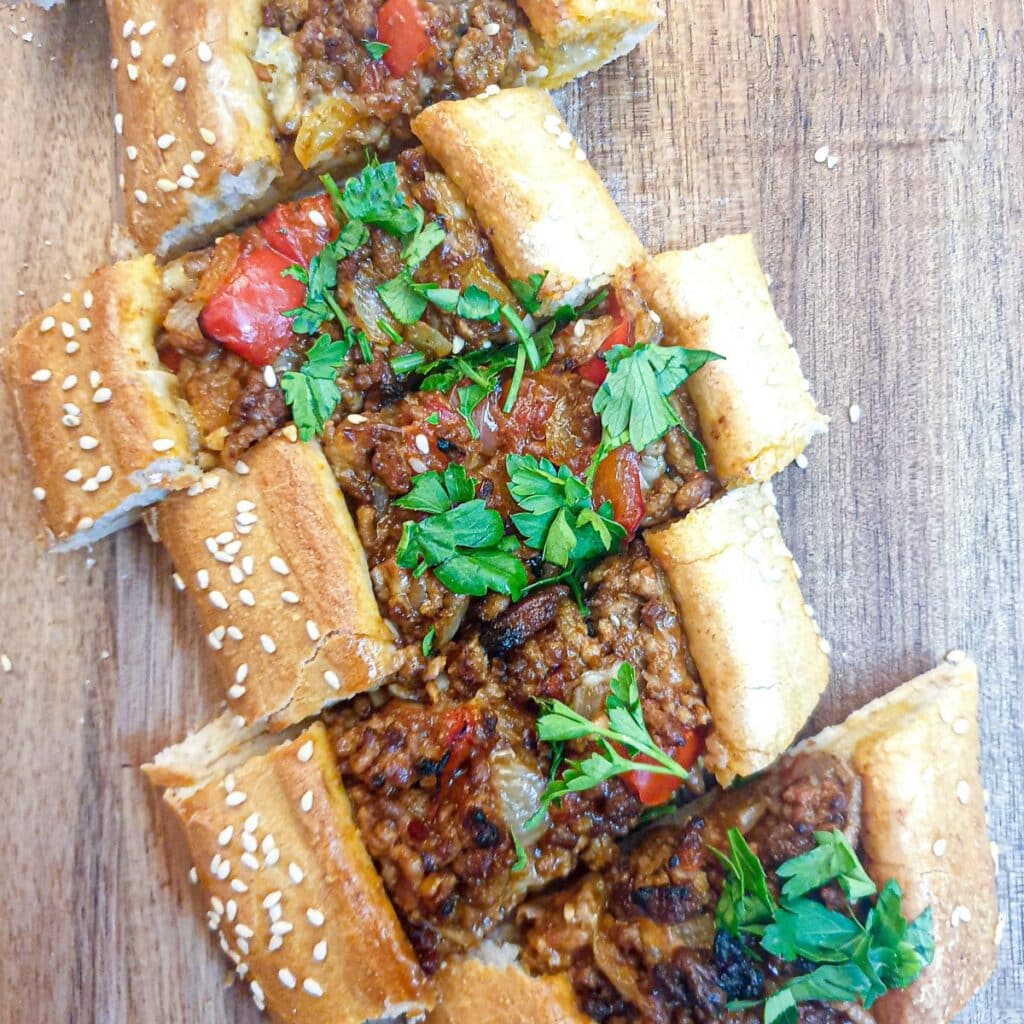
[
  {"x1": 155, "y1": 431, "x2": 397, "y2": 730},
  {"x1": 105, "y1": 2, "x2": 660, "y2": 255},
  {"x1": 636, "y1": 236, "x2": 828, "y2": 485},
  {"x1": 0, "y1": 256, "x2": 198, "y2": 550},
  {"x1": 645, "y1": 481, "x2": 830, "y2": 784},
  {"x1": 412, "y1": 88, "x2": 646, "y2": 310},
  {"x1": 426, "y1": 658, "x2": 997, "y2": 1024},
  {"x1": 161, "y1": 722, "x2": 431, "y2": 1022}
]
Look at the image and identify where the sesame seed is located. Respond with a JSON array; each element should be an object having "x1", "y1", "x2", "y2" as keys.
[
  {"x1": 40, "y1": 315, "x2": 56, "y2": 332},
  {"x1": 197, "y1": 41, "x2": 213, "y2": 62},
  {"x1": 129, "y1": 40, "x2": 142, "y2": 58},
  {"x1": 172, "y1": 572, "x2": 186, "y2": 591},
  {"x1": 89, "y1": 371, "x2": 102, "y2": 388},
  {"x1": 211, "y1": 896, "x2": 225, "y2": 916},
  {"x1": 32, "y1": 487, "x2": 46, "y2": 501},
  {"x1": 62, "y1": 374, "x2": 78, "y2": 390},
  {"x1": 216, "y1": 859, "x2": 230, "y2": 880},
  {"x1": 263, "y1": 890, "x2": 282, "y2": 910},
  {"x1": 177, "y1": 176, "x2": 194, "y2": 190},
  {"x1": 96, "y1": 466, "x2": 113, "y2": 483},
  {"x1": 240, "y1": 852, "x2": 260, "y2": 871},
  {"x1": 323, "y1": 670, "x2": 340, "y2": 690},
  {"x1": 31, "y1": 369, "x2": 52, "y2": 383},
  {"x1": 289, "y1": 862, "x2": 304, "y2": 883},
  {"x1": 265, "y1": 847, "x2": 280, "y2": 867},
  {"x1": 242, "y1": 832, "x2": 257, "y2": 853},
  {"x1": 0, "y1": 654, "x2": 11, "y2": 673},
  {"x1": 81, "y1": 479, "x2": 99, "y2": 493},
  {"x1": 795, "y1": 453, "x2": 809, "y2": 470},
  {"x1": 173, "y1": 76, "x2": 186, "y2": 92},
  {"x1": 226, "y1": 790, "x2": 247, "y2": 807},
  {"x1": 226, "y1": 899, "x2": 237, "y2": 922},
  {"x1": 269, "y1": 556, "x2": 290, "y2": 575},
  {"x1": 346, "y1": 413, "x2": 367, "y2": 424},
  {"x1": 199, "y1": 127, "x2": 217, "y2": 145},
  {"x1": 110, "y1": 58, "x2": 119, "y2": 70},
  {"x1": 208, "y1": 630, "x2": 223, "y2": 651},
  {"x1": 303, "y1": 979, "x2": 323, "y2": 997},
  {"x1": 932, "y1": 838, "x2": 947, "y2": 857},
  {"x1": 260, "y1": 634, "x2": 277, "y2": 654},
  {"x1": 196, "y1": 569, "x2": 210, "y2": 589},
  {"x1": 156, "y1": 178, "x2": 178, "y2": 193},
  {"x1": 297, "y1": 740, "x2": 314, "y2": 763},
  {"x1": 79, "y1": 436, "x2": 99, "y2": 451},
  {"x1": 414, "y1": 433, "x2": 430, "y2": 454},
  {"x1": 157, "y1": 133, "x2": 176, "y2": 150},
  {"x1": 230, "y1": 878, "x2": 248, "y2": 893},
  {"x1": 278, "y1": 968, "x2": 296, "y2": 989},
  {"x1": 209, "y1": 590, "x2": 229, "y2": 610},
  {"x1": 93, "y1": 387, "x2": 112, "y2": 403},
  {"x1": 77, "y1": 517, "x2": 95, "y2": 532},
  {"x1": 188, "y1": 866, "x2": 198, "y2": 885},
  {"x1": 217, "y1": 825, "x2": 234, "y2": 846},
  {"x1": 306, "y1": 620, "x2": 320, "y2": 641},
  {"x1": 306, "y1": 908, "x2": 325, "y2": 927},
  {"x1": 227, "y1": 684, "x2": 246, "y2": 700},
  {"x1": 242, "y1": 556, "x2": 254, "y2": 575},
  {"x1": 483, "y1": 21, "x2": 500, "y2": 34},
  {"x1": 313, "y1": 939, "x2": 327, "y2": 961},
  {"x1": 83, "y1": 291, "x2": 94, "y2": 309},
  {"x1": 134, "y1": 189, "x2": 148, "y2": 204},
  {"x1": 236, "y1": 511, "x2": 257, "y2": 527},
  {"x1": 848, "y1": 403, "x2": 862, "y2": 423},
  {"x1": 152, "y1": 438, "x2": 175, "y2": 452},
  {"x1": 262, "y1": 365, "x2": 277, "y2": 388},
  {"x1": 951, "y1": 904, "x2": 972, "y2": 926},
  {"x1": 114, "y1": 112, "x2": 124, "y2": 134},
  {"x1": 227, "y1": 626, "x2": 244, "y2": 641},
  {"x1": 191, "y1": 150, "x2": 205, "y2": 163},
  {"x1": 814, "y1": 145, "x2": 829, "y2": 164},
  {"x1": 239, "y1": 589, "x2": 256, "y2": 607},
  {"x1": 956, "y1": 779, "x2": 970, "y2": 804},
  {"x1": 271, "y1": 921, "x2": 294, "y2": 937},
  {"x1": 300, "y1": 790, "x2": 313, "y2": 812},
  {"x1": 308, "y1": 209, "x2": 327, "y2": 229},
  {"x1": 235, "y1": 664, "x2": 249, "y2": 684},
  {"x1": 65, "y1": 469, "x2": 83, "y2": 483},
  {"x1": 281, "y1": 591, "x2": 299, "y2": 604}
]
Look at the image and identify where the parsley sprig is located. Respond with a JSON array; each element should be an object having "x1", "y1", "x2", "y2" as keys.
[
  {"x1": 507, "y1": 454, "x2": 625, "y2": 602},
  {"x1": 279, "y1": 335, "x2": 351, "y2": 442},
  {"x1": 394, "y1": 465, "x2": 527, "y2": 600},
  {"x1": 714, "y1": 829, "x2": 934, "y2": 1024},
  {"x1": 525, "y1": 663, "x2": 688, "y2": 828},
  {"x1": 592, "y1": 343, "x2": 722, "y2": 471}
]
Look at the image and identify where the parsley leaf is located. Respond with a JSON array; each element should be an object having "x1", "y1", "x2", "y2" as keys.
[
  {"x1": 714, "y1": 829, "x2": 935, "y2": 1023},
  {"x1": 507, "y1": 454, "x2": 625, "y2": 578},
  {"x1": 362, "y1": 39, "x2": 389, "y2": 60},
  {"x1": 421, "y1": 627, "x2": 436, "y2": 658},
  {"x1": 526, "y1": 663, "x2": 690, "y2": 828},
  {"x1": 378, "y1": 268, "x2": 428, "y2": 324},
  {"x1": 280, "y1": 334, "x2": 349, "y2": 441},
  {"x1": 336, "y1": 158, "x2": 422, "y2": 236},
  {"x1": 508, "y1": 272, "x2": 547, "y2": 314},
  {"x1": 394, "y1": 466, "x2": 527, "y2": 600},
  {"x1": 593, "y1": 343, "x2": 722, "y2": 470},
  {"x1": 778, "y1": 829, "x2": 877, "y2": 902},
  {"x1": 510, "y1": 830, "x2": 528, "y2": 872},
  {"x1": 402, "y1": 220, "x2": 446, "y2": 268}
]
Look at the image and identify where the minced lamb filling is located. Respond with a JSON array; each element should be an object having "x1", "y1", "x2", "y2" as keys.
[
  {"x1": 257, "y1": 0, "x2": 540, "y2": 166},
  {"x1": 326, "y1": 541, "x2": 711, "y2": 971},
  {"x1": 518, "y1": 751, "x2": 860, "y2": 1024}
]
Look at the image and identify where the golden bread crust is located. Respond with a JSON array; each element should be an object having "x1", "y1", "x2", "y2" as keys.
[
  {"x1": 1, "y1": 256, "x2": 198, "y2": 549},
  {"x1": 412, "y1": 89, "x2": 646, "y2": 309},
  {"x1": 156, "y1": 432, "x2": 396, "y2": 729},
  {"x1": 646, "y1": 482, "x2": 829, "y2": 784},
  {"x1": 428, "y1": 957, "x2": 589, "y2": 1024},
  {"x1": 636, "y1": 239, "x2": 827, "y2": 485},
  {"x1": 106, "y1": 0, "x2": 282, "y2": 255},
  {"x1": 802, "y1": 659, "x2": 998, "y2": 1024},
  {"x1": 165, "y1": 723, "x2": 431, "y2": 1022}
]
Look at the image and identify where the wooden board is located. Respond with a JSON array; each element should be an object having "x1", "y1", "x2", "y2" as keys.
[{"x1": 0, "y1": 1, "x2": 1020, "y2": 1021}]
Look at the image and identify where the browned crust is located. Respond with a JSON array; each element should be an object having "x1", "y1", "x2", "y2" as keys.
[
  {"x1": 428, "y1": 956, "x2": 589, "y2": 1024},
  {"x1": 412, "y1": 89, "x2": 646, "y2": 310},
  {"x1": 155, "y1": 432, "x2": 396, "y2": 729},
  {"x1": 635, "y1": 239, "x2": 828, "y2": 486},
  {"x1": 646, "y1": 482, "x2": 830, "y2": 784},
  {"x1": 0, "y1": 256, "x2": 198, "y2": 548},
  {"x1": 165, "y1": 723, "x2": 431, "y2": 1022},
  {"x1": 803, "y1": 659, "x2": 998, "y2": 1024},
  {"x1": 106, "y1": 0, "x2": 283, "y2": 255}
]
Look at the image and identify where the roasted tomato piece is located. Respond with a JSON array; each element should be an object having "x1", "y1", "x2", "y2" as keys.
[
  {"x1": 577, "y1": 292, "x2": 632, "y2": 385},
  {"x1": 198, "y1": 246, "x2": 306, "y2": 367},
  {"x1": 259, "y1": 194, "x2": 339, "y2": 267},
  {"x1": 377, "y1": 0, "x2": 431, "y2": 77},
  {"x1": 592, "y1": 445, "x2": 645, "y2": 538},
  {"x1": 621, "y1": 730, "x2": 703, "y2": 806}
]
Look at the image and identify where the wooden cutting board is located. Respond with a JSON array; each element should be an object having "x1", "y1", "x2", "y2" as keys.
[{"x1": 0, "y1": 1, "x2": 1020, "y2": 1021}]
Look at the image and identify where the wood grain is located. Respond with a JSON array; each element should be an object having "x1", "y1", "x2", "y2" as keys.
[{"x1": 0, "y1": 1, "x2": 1020, "y2": 1022}]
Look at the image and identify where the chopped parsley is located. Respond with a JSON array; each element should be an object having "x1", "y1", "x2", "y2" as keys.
[
  {"x1": 714, "y1": 829, "x2": 934, "y2": 1024},
  {"x1": 280, "y1": 334, "x2": 351, "y2": 441},
  {"x1": 394, "y1": 465, "x2": 527, "y2": 600},
  {"x1": 525, "y1": 662, "x2": 689, "y2": 828},
  {"x1": 421, "y1": 627, "x2": 436, "y2": 658},
  {"x1": 507, "y1": 454, "x2": 625, "y2": 601},
  {"x1": 592, "y1": 343, "x2": 722, "y2": 470},
  {"x1": 362, "y1": 39, "x2": 389, "y2": 60}
]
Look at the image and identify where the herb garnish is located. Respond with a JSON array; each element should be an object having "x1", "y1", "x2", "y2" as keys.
[
  {"x1": 506, "y1": 454, "x2": 625, "y2": 602},
  {"x1": 394, "y1": 465, "x2": 527, "y2": 600},
  {"x1": 714, "y1": 829, "x2": 934, "y2": 1024},
  {"x1": 362, "y1": 39, "x2": 389, "y2": 60},
  {"x1": 280, "y1": 335, "x2": 351, "y2": 441},
  {"x1": 510, "y1": 830, "x2": 528, "y2": 872},
  {"x1": 525, "y1": 663, "x2": 689, "y2": 828},
  {"x1": 592, "y1": 343, "x2": 722, "y2": 471}
]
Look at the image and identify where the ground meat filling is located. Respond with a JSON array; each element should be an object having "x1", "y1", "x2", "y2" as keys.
[
  {"x1": 262, "y1": 0, "x2": 540, "y2": 148},
  {"x1": 519, "y1": 751, "x2": 861, "y2": 1024}
]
